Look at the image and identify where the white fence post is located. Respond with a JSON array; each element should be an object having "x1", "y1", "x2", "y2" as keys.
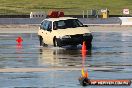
[
  {"x1": 30, "y1": 12, "x2": 46, "y2": 18},
  {"x1": 82, "y1": 10, "x2": 85, "y2": 18}
]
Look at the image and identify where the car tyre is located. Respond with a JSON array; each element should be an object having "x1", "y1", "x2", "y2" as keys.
[
  {"x1": 39, "y1": 36, "x2": 47, "y2": 47},
  {"x1": 39, "y1": 36, "x2": 43, "y2": 46},
  {"x1": 53, "y1": 38, "x2": 62, "y2": 47},
  {"x1": 85, "y1": 42, "x2": 92, "y2": 50}
]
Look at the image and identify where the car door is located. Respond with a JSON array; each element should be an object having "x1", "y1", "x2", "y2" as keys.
[
  {"x1": 40, "y1": 20, "x2": 53, "y2": 45},
  {"x1": 44, "y1": 21, "x2": 53, "y2": 45},
  {"x1": 41, "y1": 20, "x2": 53, "y2": 45}
]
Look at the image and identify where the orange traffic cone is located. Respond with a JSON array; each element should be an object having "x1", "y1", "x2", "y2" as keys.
[
  {"x1": 82, "y1": 41, "x2": 86, "y2": 51},
  {"x1": 82, "y1": 41, "x2": 87, "y2": 59}
]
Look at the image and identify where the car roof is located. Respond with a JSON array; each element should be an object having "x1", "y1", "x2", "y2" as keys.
[{"x1": 44, "y1": 17, "x2": 77, "y2": 22}]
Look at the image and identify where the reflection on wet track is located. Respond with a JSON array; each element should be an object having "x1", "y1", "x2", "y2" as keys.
[{"x1": 0, "y1": 32, "x2": 132, "y2": 87}]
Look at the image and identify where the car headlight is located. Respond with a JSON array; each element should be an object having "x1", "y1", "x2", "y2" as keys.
[
  {"x1": 60, "y1": 35, "x2": 71, "y2": 39},
  {"x1": 83, "y1": 33, "x2": 91, "y2": 36}
]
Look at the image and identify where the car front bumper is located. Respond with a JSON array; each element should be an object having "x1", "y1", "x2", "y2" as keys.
[{"x1": 57, "y1": 34, "x2": 93, "y2": 46}]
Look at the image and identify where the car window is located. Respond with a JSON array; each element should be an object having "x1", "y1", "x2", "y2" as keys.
[
  {"x1": 58, "y1": 21, "x2": 65, "y2": 27},
  {"x1": 40, "y1": 20, "x2": 52, "y2": 31},
  {"x1": 65, "y1": 19, "x2": 83, "y2": 28},
  {"x1": 53, "y1": 19, "x2": 83, "y2": 29},
  {"x1": 53, "y1": 21, "x2": 66, "y2": 29}
]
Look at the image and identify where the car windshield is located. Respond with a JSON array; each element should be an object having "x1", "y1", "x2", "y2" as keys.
[{"x1": 53, "y1": 19, "x2": 83, "y2": 29}]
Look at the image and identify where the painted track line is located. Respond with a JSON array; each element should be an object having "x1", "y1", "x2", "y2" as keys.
[{"x1": 0, "y1": 67, "x2": 113, "y2": 73}]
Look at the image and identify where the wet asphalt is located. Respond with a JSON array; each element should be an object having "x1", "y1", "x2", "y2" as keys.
[{"x1": 0, "y1": 31, "x2": 132, "y2": 88}]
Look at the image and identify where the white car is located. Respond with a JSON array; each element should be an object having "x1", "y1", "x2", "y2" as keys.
[{"x1": 38, "y1": 17, "x2": 93, "y2": 49}]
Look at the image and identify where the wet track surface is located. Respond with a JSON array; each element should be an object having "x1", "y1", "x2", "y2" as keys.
[{"x1": 0, "y1": 31, "x2": 132, "y2": 88}]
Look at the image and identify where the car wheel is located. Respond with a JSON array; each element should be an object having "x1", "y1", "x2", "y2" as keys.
[
  {"x1": 53, "y1": 38, "x2": 62, "y2": 47},
  {"x1": 39, "y1": 36, "x2": 43, "y2": 46},
  {"x1": 85, "y1": 42, "x2": 92, "y2": 50},
  {"x1": 39, "y1": 36, "x2": 47, "y2": 47},
  {"x1": 53, "y1": 38, "x2": 58, "y2": 47}
]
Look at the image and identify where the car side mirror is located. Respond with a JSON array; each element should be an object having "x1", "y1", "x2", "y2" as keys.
[
  {"x1": 53, "y1": 26, "x2": 57, "y2": 30},
  {"x1": 53, "y1": 28, "x2": 57, "y2": 30}
]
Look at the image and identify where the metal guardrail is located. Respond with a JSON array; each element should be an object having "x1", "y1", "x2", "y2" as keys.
[{"x1": 0, "y1": 17, "x2": 122, "y2": 24}]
